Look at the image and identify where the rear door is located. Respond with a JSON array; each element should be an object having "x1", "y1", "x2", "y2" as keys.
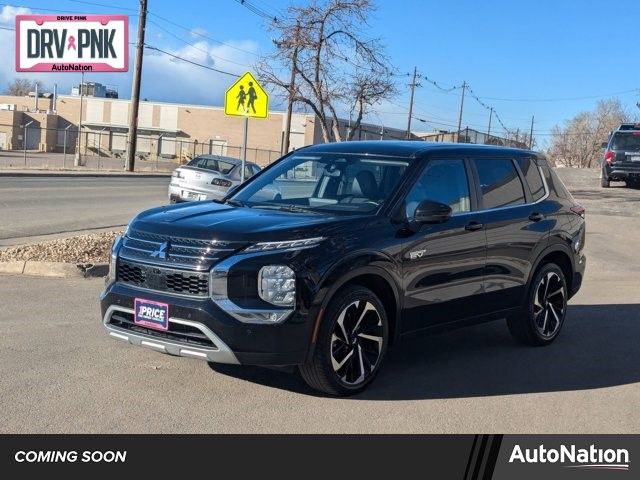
[
  {"x1": 471, "y1": 156, "x2": 550, "y2": 314},
  {"x1": 400, "y1": 157, "x2": 487, "y2": 332}
]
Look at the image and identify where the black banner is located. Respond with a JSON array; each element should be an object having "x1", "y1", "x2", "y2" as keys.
[{"x1": 0, "y1": 435, "x2": 636, "y2": 478}]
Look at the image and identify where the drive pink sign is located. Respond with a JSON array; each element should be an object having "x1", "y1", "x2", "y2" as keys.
[{"x1": 16, "y1": 15, "x2": 128, "y2": 72}]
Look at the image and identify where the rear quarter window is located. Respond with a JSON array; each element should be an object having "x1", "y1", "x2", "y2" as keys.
[
  {"x1": 474, "y1": 158, "x2": 526, "y2": 209},
  {"x1": 516, "y1": 158, "x2": 546, "y2": 201}
]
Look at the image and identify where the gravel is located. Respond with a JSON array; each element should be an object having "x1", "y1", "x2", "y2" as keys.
[{"x1": 0, "y1": 230, "x2": 122, "y2": 264}]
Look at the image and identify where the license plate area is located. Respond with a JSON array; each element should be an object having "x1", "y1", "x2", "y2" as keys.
[
  {"x1": 627, "y1": 156, "x2": 640, "y2": 162},
  {"x1": 134, "y1": 298, "x2": 169, "y2": 331}
]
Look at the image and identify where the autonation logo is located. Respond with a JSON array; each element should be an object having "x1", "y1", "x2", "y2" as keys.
[{"x1": 509, "y1": 444, "x2": 630, "y2": 471}]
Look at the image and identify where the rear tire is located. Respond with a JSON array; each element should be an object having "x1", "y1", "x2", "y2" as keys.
[
  {"x1": 507, "y1": 263, "x2": 568, "y2": 346},
  {"x1": 601, "y1": 175, "x2": 610, "y2": 188},
  {"x1": 299, "y1": 285, "x2": 388, "y2": 396}
]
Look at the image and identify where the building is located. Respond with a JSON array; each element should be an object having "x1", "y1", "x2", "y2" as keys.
[
  {"x1": 0, "y1": 92, "x2": 519, "y2": 166},
  {"x1": 0, "y1": 92, "x2": 412, "y2": 165}
]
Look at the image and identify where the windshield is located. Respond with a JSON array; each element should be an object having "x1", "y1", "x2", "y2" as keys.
[
  {"x1": 187, "y1": 157, "x2": 236, "y2": 174},
  {"x1": 232, "y1": 153, "x2": 410, "y2": 214},
  {"x1": 612, "y1": 133, "x2": 640, "y2": 151}
]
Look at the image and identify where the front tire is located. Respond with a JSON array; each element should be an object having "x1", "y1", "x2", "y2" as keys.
[
  {"x1": 299, "y1": 285, "x2": 388, "y2": 396},
  {"x1": 507, "y1": 263, "x2": 568, "y2": 346}
]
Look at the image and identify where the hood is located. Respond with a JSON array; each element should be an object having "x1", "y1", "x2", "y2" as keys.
[{"x1": 129, "y1": 201, "x2": 367, "y2": 242}]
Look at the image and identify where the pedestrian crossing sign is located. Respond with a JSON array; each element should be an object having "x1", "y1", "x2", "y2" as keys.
[{"x1": 224, "y1": 71, "x2": 269, "y2": 119}]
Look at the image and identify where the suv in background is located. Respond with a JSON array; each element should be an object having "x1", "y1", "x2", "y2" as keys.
[
  {"x1": 101, "y1": 142, "x2": 586, "y2": 396},
  {"x1": 601, "y1": 123, "x2": 640, "y2": 188}
]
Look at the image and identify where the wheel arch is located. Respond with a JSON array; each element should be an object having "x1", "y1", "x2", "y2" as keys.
[
  {"x1": 528, "y1": 243, "x2": 575, "y2": 295},
  {"x1": 311, "y1": 258, "x2": 402, "y2": 351}
]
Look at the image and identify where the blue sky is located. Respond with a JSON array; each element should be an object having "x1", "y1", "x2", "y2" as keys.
[{"x1": 2, "y1": 0, "x2": 639, "y2": 145}]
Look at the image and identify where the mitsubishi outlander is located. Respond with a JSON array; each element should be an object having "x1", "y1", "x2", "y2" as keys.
[{"x1": 100, "y1": 142, "x2": 586, "y2": 396}]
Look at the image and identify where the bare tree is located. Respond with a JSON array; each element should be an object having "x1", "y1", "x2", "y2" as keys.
[
  {"x1": 6, "y1": 78, "x2": 44, "y2": 96},
  {"x1": 504, "y1": 128, "x2": 536, "y2": 150},
  {"x1": 549, "y1": 99, "x2": 632, "y2": 168},
  {"x1": 258, "y1": 0, "x2": 395, "y2": 143}
]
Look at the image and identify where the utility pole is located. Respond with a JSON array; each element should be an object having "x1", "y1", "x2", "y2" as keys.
[
  {"x1": 486, "y1": 106, "x2": 493, "y2": 144},
  {"x1": 282, "y1": 20, "x2": 300, "y2": 156},
  {"x1": 456, "y1": 81, "x2": 467, "y2": 143},
  {"x1": 125, "y1": 0, "x2": 148, "y2": 172},
  {"x1": 529, "y1": 115, "x2": 535, "y2": 149},
  {"x1": 406, "y1": 66, "x2": 418, "y2": 139},
  {"x1": 74, "y1": 71, "x2": 84, "y2": 166}
]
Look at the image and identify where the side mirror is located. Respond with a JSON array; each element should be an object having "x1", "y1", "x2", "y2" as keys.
[
  {"x1": 410, "y1": 200, "x2": 452, "y2": 229},
  {"x1": 601, "y1": 142, "x2": 608, "y2": 149}
]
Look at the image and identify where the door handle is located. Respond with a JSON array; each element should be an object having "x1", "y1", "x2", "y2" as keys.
[
  {"x1": 465, "y1": 221, "x2": 484, "y2": 231},
  {"x1": 529, "y1": 212, "x2": 544, "y2": 222}
]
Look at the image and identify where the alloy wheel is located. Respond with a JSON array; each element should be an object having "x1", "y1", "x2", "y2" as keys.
[
  {"x1": 330, "y1": 300, "x2": 384, "y2": 385},
  {"x1": 533, "y1": 271, "x2": 565, "y2": 338}
]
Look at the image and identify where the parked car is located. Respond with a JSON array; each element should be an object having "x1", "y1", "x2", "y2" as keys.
[
  {"x1": 101, "y1": 142, "x2": 586, "y2": 396},
  {"x1": 601, "y1": 123, "x2": 640, "y2": 188},
  {"x1": 168, "y1": 155, "x2": 262, "y2": 202}
]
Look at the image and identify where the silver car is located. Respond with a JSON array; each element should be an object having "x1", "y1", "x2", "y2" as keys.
[{"x1": 168, "y1": 155, "x2": 261, "y2": 203}]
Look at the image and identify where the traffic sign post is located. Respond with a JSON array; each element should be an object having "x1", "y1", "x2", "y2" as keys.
[{"x1": 224, "y1": 72, "x2": 269, "y2": 183}]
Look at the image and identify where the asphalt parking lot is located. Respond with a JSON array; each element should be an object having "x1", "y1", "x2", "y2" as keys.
[{"x1": 0, "y1": 169, "x2": 638, "y2": 433}]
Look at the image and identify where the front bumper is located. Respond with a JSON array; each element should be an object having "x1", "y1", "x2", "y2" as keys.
[
  {"x1": 100, "y1": 281, "x2": 313, "y2": 366},
  {"x1": 103, "y1": 304, "x2": 240, "y2": 364}
]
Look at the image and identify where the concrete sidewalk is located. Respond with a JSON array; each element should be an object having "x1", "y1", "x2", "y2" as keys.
[{"x1": 0, "y1": 169, "x2": 171, "y2": 177}]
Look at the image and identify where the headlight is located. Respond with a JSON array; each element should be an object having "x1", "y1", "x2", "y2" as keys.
[
  {"x1": 106, "y1": 235, "x2": 122, "y2": 284},
  {"x1": 258, "y1": 265, "x2": 295, "y2": 307},
  {"x1": 244, "y1": 237, "x2": 325, "y2": 253}
]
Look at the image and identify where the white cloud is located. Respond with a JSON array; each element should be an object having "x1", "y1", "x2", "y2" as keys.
[
  {"x1": 189, "y1": 27, "x2": 208, "y2": 39},
  {"x1": 0, "y1": 5, "x2": 31, "y2": 24},
  {"x1": 0, "y1": 6, "x2": 260, "y2": 107}
]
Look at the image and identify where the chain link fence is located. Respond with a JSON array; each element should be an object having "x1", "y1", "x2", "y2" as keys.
[{"x1": 0, "y1": 123, "x2": 282, "y2": 172}]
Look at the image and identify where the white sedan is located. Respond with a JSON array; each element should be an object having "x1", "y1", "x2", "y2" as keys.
[{"x1": 168, "y1": 155, "x2": 262, "y2": 203}]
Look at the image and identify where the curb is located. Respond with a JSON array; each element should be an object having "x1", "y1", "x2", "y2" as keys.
[
  {"x1": 0, "y1": 171, "x2": 171, "y2": 178},
  {"x1": 0, "y1": 261, "x2": 109, "y2": 278}
]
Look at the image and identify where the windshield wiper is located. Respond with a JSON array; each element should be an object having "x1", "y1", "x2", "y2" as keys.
[
  {"x1": 255, "y1": 204, "x2": 315, "y2": 213},
  {"x1": 224, "y1": 199, "x2": 247, "y2": 208}
]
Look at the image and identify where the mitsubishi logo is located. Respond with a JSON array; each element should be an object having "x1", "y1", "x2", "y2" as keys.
[{"x1": 150, "y1": 241, "x2": 171, "y2": 259}]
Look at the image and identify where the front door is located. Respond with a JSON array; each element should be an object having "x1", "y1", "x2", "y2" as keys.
[{"x1": 400, "y1": 158, "x2": 487, "y2": 333}]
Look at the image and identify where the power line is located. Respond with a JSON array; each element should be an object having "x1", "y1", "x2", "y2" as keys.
[
  {"x1": 147, "y1": 19, "x2": 252, "y2": 68},
  {"x1": 147, "y1": 10, "x2": 259, "y2": 56},
  {"x1": 144, "y1": 44, "x2": 239, "y2": 77},
  {"x1": 232, "y1": 0, "x2": 279, "y2": 23}
]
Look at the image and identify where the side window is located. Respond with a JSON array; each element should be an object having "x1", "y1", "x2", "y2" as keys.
[
  {"x1": 474, "y1": 159, "x2": 525, "y2": 209},
  {"x1": 516, "y1": 158, "x2": 545, "y2": 201},
  {"x1": 405, "y1": 159, "x2": 471, "y2": 218},
  {"x1": 244, "y1": 166, "x2": 254, "y2": 179}
]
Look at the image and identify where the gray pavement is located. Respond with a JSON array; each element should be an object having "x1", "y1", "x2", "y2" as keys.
[
  {"x1": 0, "y1": 212, "x2": 638, "y2": 433},
  {"x1": 0, "y1": 176, "x2": 169, "y2": 245}
]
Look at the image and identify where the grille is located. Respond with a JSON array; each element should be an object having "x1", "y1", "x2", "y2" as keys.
[
  {"x1": 120, "y1": 229, "x2": 246, "y2": 270},
  {"x1": 117, "y1": 259, "x2": 209, "y2": 297},
  {"x1": 109, "y1": 311, "x2": 217, "y2": 349}
]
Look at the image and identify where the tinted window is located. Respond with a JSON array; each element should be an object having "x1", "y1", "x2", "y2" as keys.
[
  {"x1": 474, "y1": 159, "x2": 525, "y2": 209},
  {"x1": 405, "y1": 159, "x2": 471, "y2": 218},
  {"x1": 516, "y1": 158, "x2": 545, "y2": 201},
  {"x1": 612, "y1": 133, "x2": 640, "y2": 151},
  {"x1": 188, "y1": 157, "x2": 235, "y2": 174}
]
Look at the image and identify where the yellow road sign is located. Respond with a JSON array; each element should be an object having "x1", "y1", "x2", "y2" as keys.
[{"x1": 224, "y1": 71, "x2": 269, "y2": 119}]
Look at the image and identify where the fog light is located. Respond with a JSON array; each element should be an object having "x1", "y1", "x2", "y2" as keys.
[{"x1": 258, "y1": 265, "x2": 295, "y2": 307}]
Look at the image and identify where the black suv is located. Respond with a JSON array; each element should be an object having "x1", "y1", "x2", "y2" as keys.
[
  {"x1": 601, "y1": 123, "x2": 640, "y2": 188},
  {"x1": 100, "y1": 142, "x2": 586, "y2": 396}
]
